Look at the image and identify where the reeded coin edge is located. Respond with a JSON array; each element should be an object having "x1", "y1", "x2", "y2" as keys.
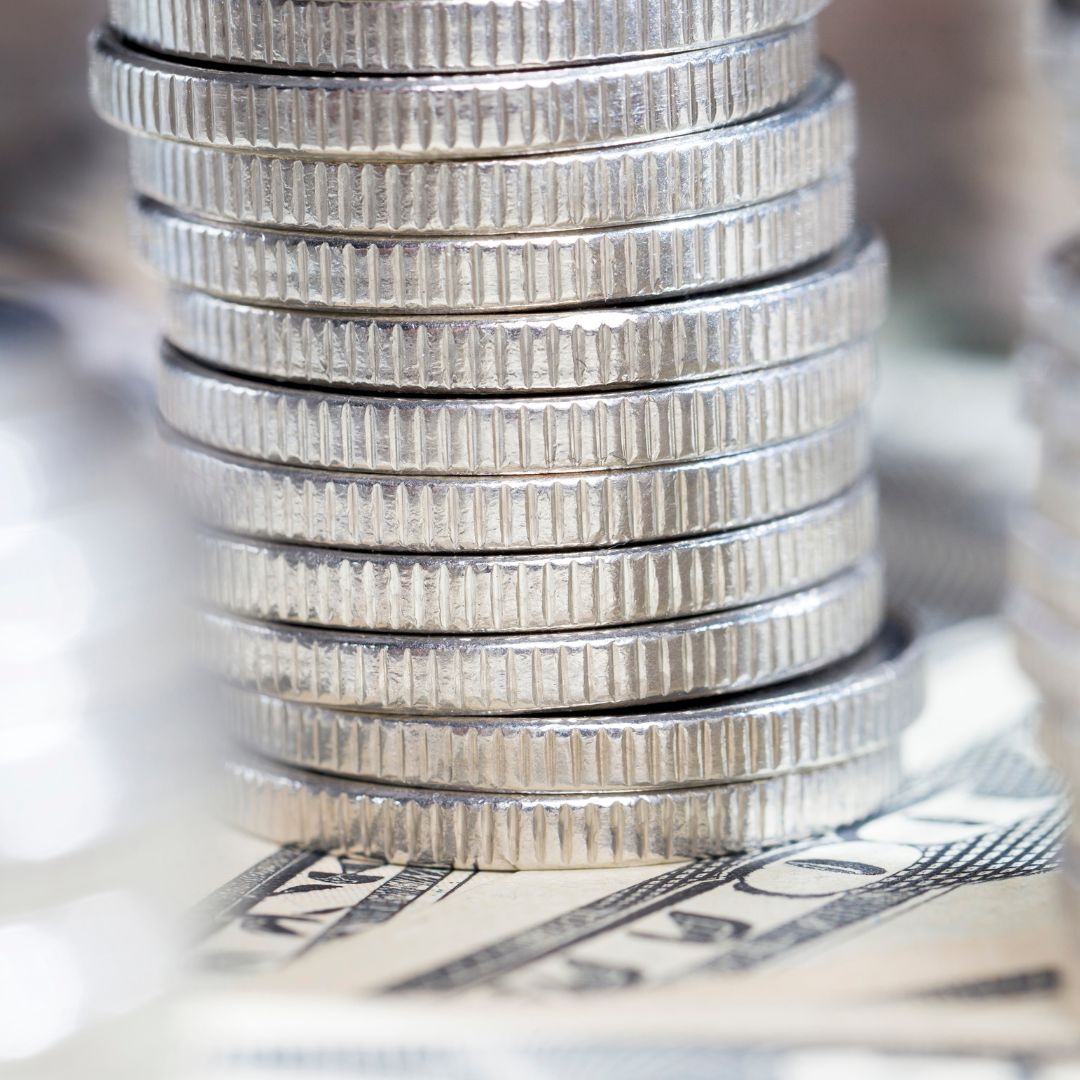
[
  {"x1": 221, "y1": 614, "x2": 921, "y2": 791},
  {"x1": 221, "y1": 744, "x2": 902, "y2": 869},
  {"x1": 161, "y1": 229, "x2": 888, "y2": 393},
  {"x1": 199, "y1": 558, "x2": 885, "y2": 714},
  {"x1": 165, "y1": 414, "x2": 872, "y2": 552},
  {"x1": 158, "y1": 336, "x2": 876, "y2": 474},
  {"x1": 135, "y1": 173, "x2": 854, "y2": 313},
  {"x1": 109, "y1": 0, "x2": 827, "y2": 74},
  {"x1": 125, "y1": 70, "x2": 854, "y2": 236}
]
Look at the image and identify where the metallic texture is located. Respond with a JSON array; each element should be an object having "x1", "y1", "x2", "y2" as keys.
[
  {"x1": 199, "y1": 558, "x2": 885, "y2": 714},
  {"x1": 221, "y1": 744, "x2": 902, "y2": 869},
  {"x1": 108, "y1": 0, "x2": 827, "y2": 74},
  {"x1": 159, "y1": 338, "x2": 876, "y2": 475},
  {"x1": 127, "y1": 70, "x2": 853, "y2": 236},
  {"x1": 222, "y1": 615, "x2": 920, "y2": 792},
  {"x1": 166, "y1": 414, "x2": 871, "y2": 552},
  {"x1": 162, "y1": 229, "x2": 886, "y2": 393},
  {"x1": 90, "y1": 24, "x2": 817, "y2": 159},
  {"x1": 196, "y1": 481, "x2": 877, "y2": 632},
  {"x1": 135, "y1": 172, "x2": 854, "y2": 314}
]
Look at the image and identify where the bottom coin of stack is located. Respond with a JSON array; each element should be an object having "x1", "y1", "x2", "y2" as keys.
[
  {"x1": 1011, "y1": 232, "x2": 1080, "y2": 954},
  {"x1": 217, "y1": 613, "x2": 922, "y2": 869}
]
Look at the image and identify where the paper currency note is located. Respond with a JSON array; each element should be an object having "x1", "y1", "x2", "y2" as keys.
[{"x1": 178, "y1": 618, "x2": 1080, "y2": 1077}]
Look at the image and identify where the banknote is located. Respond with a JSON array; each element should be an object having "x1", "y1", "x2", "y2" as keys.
[{"x1": 177, "y1": 618, "x2": 1080, "y2": 1076}]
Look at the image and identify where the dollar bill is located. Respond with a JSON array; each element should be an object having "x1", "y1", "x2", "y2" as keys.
[{"x1": 177, "y1": 618, "x2": 1080, "y2": 1076}]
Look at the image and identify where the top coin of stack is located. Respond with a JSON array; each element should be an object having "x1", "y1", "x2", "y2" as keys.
[{"x1": 90, "y1": 0, "x2": 923, "y2": 869}]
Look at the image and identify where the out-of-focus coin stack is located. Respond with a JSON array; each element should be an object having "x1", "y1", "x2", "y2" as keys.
[
  {"x1": 90, "y1": 0, "x2": 924, "y2": 870},
  {"x1": 1013, "y1": 0, "x2": 1080, "y2": 978}
]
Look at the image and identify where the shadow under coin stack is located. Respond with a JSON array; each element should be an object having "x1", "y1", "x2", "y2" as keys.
[
  {"x1": 91, "y1": 0, "x2": 924, "y2": 869},
  {"x1": 1013, "y1": 0, "x2": 1080, "y2": 982}
]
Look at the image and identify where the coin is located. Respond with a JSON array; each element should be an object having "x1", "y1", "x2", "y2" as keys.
[
  {"x1": 136, "y1": 172, "x2": 853, "y2": 314},
  {"x1": 200, "y1": 557, "x2": 884, "y2": 714},
  {"x1": 163, "y1": 228, "x2": 886, "y2": 394},
  {"x1": 1010, "y1": 588, "x2": 1080, "y2": 710},
  {"x1": 166, "y1": 413, "x2": 871, "y2": 552},
  {"x1": 196, "y1": 480, "x2": 877, "y2": 633},
  {"x1": 128, "y1": 69, "x2": 854, "y2": 236},
  {"x1": 223, "y1": 613, "x2": 919, "y2": 792},
  {"x1": 1010, "y1": 511, "x2": 1080, "y2": 628},
  {"x1": 108, "y1": 0, "x2": 827, "y2": 74},
  {"x1": 221, "y1": 743, "x2": 901, "y2": 869},
  {"x1": 90, "y1": 24, "x2": 817, "y2": 159},
  {"x1": 160, "y1": 338, "x2": 876, "y2": 475}
]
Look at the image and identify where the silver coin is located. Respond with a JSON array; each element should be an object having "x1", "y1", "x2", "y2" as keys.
[
  {"x1": 135, "y1": 172, "x2": 853, "y2": 314},
  {"x1": 196, "y1": 480, "x2": 877, "y2": 633},
  {"x1": 108, "y1": 0, "x2": 827, "y2": 75},
  {"x1": 1010, "y1": 589, "x2": 1080, "y2": 709},
  {"x1": 128, "y1": 69, "x2": 853, "y2": 236},
  {"x1": 163, "y1": 228, "x2": 887, "y2": 393},
  {"x1": 1011, "y1": 511, "x2": 1080, "y2": 629},
  {"x1": 222, "y1": 614, "x2": 919, "y2": 792},
  {"x1": 200, "y1": 558, "x2": 884, "y2": 715},
  {"x1": 166, "y1": 413, "x2": 871, "y2": 552},
  {"x1": 90, "y1": 24, "x2": 816, "y2": 159},
  {"x1": 221, "y1": 743, "x2": 902, "y2": 869},
  {"x1": 160, "y1": 338, "x2": 876, "y2": 475}
]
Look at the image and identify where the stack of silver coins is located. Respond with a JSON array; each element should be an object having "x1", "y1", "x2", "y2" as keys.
[
  {"x1": 90, "y1": 0, "x2": 924, "y2": 870},
  {"x1": 1013, "y1": 0, "x2": 1080, "y2": 954}
]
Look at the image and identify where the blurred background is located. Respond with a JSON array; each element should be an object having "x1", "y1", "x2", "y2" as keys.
[{"x1": 0, "y1": 1, "x2": 1075, "y2": 1074}]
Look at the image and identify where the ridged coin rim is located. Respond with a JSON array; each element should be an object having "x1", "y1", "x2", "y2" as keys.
[
  {"x1": 127, "y1": 69, "x2": 853, "y2": 236},
  {"x1": 200, "y1": 557, "x2": 884, "y2": 714},
  {"x1": 135, "y1": 172, "x2": 854, "y2": 313},
  {"x1": 162, "y1": 228, "x2": 888, "y2": 393},
  {"x1": 195, "y1": 480, "x2": 878, "y2": 632},
  {"x1": 159, "y1": 337, "x2": 876, "y2": 474},
  {"x1": 108, "y1": 0, "x2": 827, "y2": 74},
  {"x1": 166, "y1": 413, "x2": 871, "y2": 552},
  {"x1": 221, "y1": 743, "x2": 901, "y2": 869},
  {"x1": 90, "y1": 24, "x2": 817, "y2": 159},
  {"x1": 221, "y1": 613, "x2": 920, "y2": 792}
]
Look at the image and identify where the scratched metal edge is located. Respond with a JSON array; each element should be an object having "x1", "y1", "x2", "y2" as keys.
[
  {"x1": 221, "y1": 612, "x2": 921, "y2": 791},
  {"x1": 126, "y1": 70, "x2": 853, "y2": 236},
  {"x1": 133, "y1": 172, "x2": 854, "y2": 314},
  {"x1": 219, "y1": 743, "x2": 902, "y2": 869},
  {"x1": 162, "y1": 228, "x2": 887, "y2": 393},
  {"x1": 89, "y1": 24, "x2": 817, "y2": 158},
  {"x1": 158, "y1": 337, "x2": 876, "y2": 474},
  {"x1": 194, "y1": 481, "x2": 877, "y2": 632},
  {"x1": 107, "y1": 0, "x2": 827, "y2": 74},
  {"x1": 165, "y1": 413, "x2": 872, "y2": 552},
  {"x1": 199, "y1": 557, "x2": 885, "y2": 714}
]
